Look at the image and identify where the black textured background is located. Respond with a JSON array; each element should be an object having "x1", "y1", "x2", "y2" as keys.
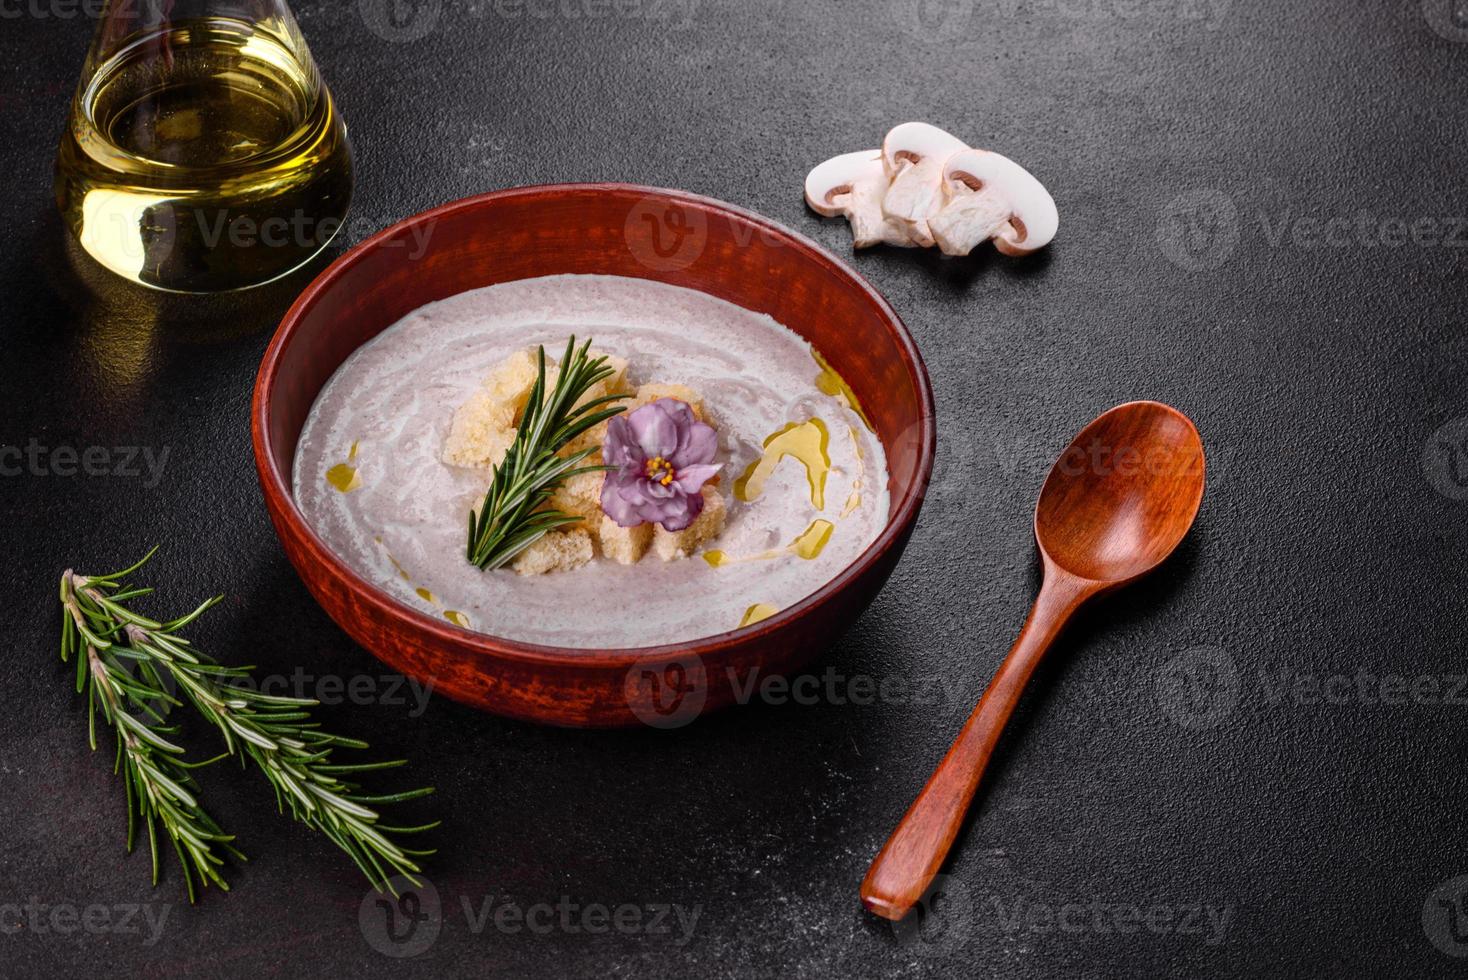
[{"x1": 2, "y1": 0, "x2": 1466, "y2": 976}]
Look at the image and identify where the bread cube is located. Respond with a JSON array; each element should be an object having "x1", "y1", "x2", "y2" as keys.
[
  {"x1": 486, "y1": 349, "x2": 545, "y2": 423},
  {"x1": 653, "y1": 487, "x2": 727, "y2": 561},
  {"x1": 512, "y1": 529, "x2": 594, "y2": 576},
  {"x1": 442, "y1": 404, "x2": 517, "y2": 469},
  {"x1": 548, "y1": 466, "x2": 606, "y2": 530},
  {"x1": 600, "y1": 515, "x2": 653, "y2": 565},
  {"x1": 628, "y1": 383, "x2": 709, "y2": 423},
  {"x1": 442, "y1": 349, "x2": 542, "y2": 468}
]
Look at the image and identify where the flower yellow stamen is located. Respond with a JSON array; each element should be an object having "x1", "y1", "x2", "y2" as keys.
[{"x1": 645, "y1": 456, "x2": 675, "y2": 486}]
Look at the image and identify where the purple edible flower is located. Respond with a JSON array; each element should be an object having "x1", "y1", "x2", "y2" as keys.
[{"x1": 601, "y1": 399, "x2": 721, "y2": 531}]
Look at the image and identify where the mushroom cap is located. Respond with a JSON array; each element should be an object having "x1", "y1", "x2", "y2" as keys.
[
  {"x1": 881, "y1": 122, "x2": 968, "y2": 178},
  {"x1": 941, "y1": 148, "x2": 1058, "y2": 254},
  {"x1": 804, "y1": 149, "x2": 885, "y2": 217}
]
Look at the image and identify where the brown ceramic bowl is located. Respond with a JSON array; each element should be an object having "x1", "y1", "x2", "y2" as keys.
[{"x1": 253, "y1": 184, "x2": 935, "y2": 728}]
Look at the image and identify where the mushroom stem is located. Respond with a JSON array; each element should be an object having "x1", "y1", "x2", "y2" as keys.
[
  {"x1": 849, "y1": 172, "x2": 921, "y2": 248},
  {"x1": 882, "y1": 155, "x2": 947, "y2": 231},
  {"x1": 929, "y1": 184, "x2": 1014, "y2": 257}
]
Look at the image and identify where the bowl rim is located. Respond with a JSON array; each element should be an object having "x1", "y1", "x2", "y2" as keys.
[{"x1": 252, "y1": 183, "x2": 936, "y2": 669}]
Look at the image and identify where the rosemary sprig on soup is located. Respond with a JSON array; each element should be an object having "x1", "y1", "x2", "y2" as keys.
[{"x1": 463, "y1": 338, "x2": 630, "y2": 570}]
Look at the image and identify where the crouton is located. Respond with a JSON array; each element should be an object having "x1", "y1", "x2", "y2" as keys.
[
  {"x1": 441, "y1": 349, "x2": 542, "y2": 468},
  {"x1": 548, "y1": 466, "x2": 605, "y2": 530},
  {"x1": 485, "y1": 349, "x2": 544, "y2": 422},
  {"x1": 442, "y1": 403, "x2": 517, "y2": 469},
  {"x1": 600, "y1": 515, "x2": 653, "y2": 565},
  {"x1": 652, "y1": 487, "x2": 727, "y2": 561},
  {"x1": 512, "y1": 529, "x2": 594, "y2": 576},
  {"x1": 628, "y1": 383, "x2": 709, "y2": 423}
]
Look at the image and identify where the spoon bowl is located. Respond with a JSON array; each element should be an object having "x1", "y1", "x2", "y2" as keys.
[
  {"x1": 1036, "y1": 401, "x2": 1206, "y2": 584},
  {"x1": 860, "y1": 401, "x2": 1205, "y2": 921}
]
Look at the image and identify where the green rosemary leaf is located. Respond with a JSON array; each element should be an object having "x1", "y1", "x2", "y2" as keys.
[
  {"x1": 115, "y1": 711, "x2": 186, "y2": 755},
  {"x1": 349, "y1": 787, "x2": 437, "y2": 805},
  {"x1": 92, "y1": 545, "x2": 160, "y2": 584},
  {"x1": 376, "y1": 822, "x2": 442, "y2": 834},
  {"x1": 89, "y1": 593, "x2": 164, "y2": 629},
  {"x1": 231, "y1": 691, "x2": 320, "y2": 707},
  {"x1": 224, "y1": 718, "x2": 279, "y2": 751},
  {"x1": 306, "y1": 784, "x2": 378, "y2": 820},
  {"x1": 133, "y1": 757, "x2": 198, "y2": 807},
  {"x1": 314, "y1": 760, "x2": 408, "y2": 774},
  {"x1": 158, "y1": 595, "x2": 224, "y2": 633},
  {"x1": 74, "y1": 617, "x2": 115, "y2": 650}
]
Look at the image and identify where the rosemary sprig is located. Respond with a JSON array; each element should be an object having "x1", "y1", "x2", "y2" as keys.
[
  {"x1": 60, "y1": 555, "x2": 240, "y2": 902},
  {"x1": 466, "y1": 336, "x2": 629, "y2": 569},
  {"x1": 60, "y1": 550, "x2": 438, "y2": 901}
]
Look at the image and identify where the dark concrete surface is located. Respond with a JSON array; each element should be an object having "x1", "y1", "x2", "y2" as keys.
[{"x1": 2, "y1": 0, "x2": 1467, "y2": 975}]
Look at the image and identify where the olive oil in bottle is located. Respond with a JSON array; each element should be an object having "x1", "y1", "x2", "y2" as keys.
[{"x1": 55, "y1": 12, "x2": 351, "y2": 293}]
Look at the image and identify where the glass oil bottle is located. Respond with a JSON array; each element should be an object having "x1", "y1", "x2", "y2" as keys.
[{"x1": 55, "y1": 0, "x2": 352, "y2": 292}]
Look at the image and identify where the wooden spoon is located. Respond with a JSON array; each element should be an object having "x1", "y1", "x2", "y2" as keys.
[{"x1": 860, "y1": 401, "x2": 1206, "y2": 921}]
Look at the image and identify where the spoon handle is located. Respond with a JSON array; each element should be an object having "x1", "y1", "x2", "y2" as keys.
[{"x1": 860, "y1": 569, "x2": 1094, "y2": 921}]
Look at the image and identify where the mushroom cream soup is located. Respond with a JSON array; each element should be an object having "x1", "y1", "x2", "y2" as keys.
[{"x1": 293, "y1": 275, "x2": 890, "y2": 649}]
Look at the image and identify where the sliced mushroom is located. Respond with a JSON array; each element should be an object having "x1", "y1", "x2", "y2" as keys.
[
  {"x1": 804, "y1": 150, "x2": 919, "y2": 249},
  {"x1": 928, "y1": 148, "x2": 1059, "y2": 257},
  {"x1": 880, "y1": 122, "x2": 969, "y2": 246}
]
